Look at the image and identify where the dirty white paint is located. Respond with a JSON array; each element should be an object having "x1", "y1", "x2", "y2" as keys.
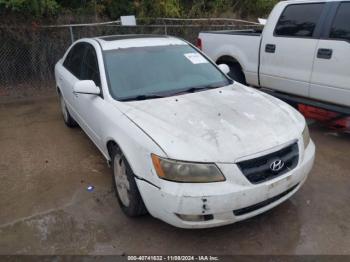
[
  {"x1": 55, "y1": 36, "x2": 316, "y2": 228},
  {"x1": 120, "y1": 84, "x2": 305, "y2": 163},
  {"x1": 100, "y1": 37, "x2": 186, "y2": 51}
]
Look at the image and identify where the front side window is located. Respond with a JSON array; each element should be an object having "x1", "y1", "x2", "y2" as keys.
[
  {"x1": 63, "y1": 43, "x2": 86, "y2": 79},
  {"x1": 274, "y1": 3, "x2": 324, "y2": 38},
  {"x1": 104, "y1": 44, "x2": 230, "y2": 101},
  {"x1": 81, "y1": 45, "x2": 101, "y2": 87},
  {"x1": 329, "y1": 2, "x2": 350, "y2": 41}
]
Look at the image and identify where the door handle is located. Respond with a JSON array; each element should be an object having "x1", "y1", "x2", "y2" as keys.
[
  {"x1": 265, "y1": 44, "x2": 276, "y2": 53},
  {"x1": 317, "y1": 48, "x2": 333, "y2": 59}
]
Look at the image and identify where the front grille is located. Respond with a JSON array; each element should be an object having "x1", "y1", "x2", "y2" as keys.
[
  {"x1": 237, "y1": 142, "x2": 299, "y2": 184},
  {"x1": 233, "y1": 183, "x2": 299, "y2": 216}
]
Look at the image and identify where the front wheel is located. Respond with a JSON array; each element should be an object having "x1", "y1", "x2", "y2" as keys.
[{"x1": 111, "y1": 146, "x2": 147, "y2": 217}]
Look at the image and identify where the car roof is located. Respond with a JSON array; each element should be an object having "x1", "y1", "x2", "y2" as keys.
[
  {"x1": 283, "y1": 0, "x2": 346, "y2": 4},
  {"x1": 94, "y1": 34, "x2": 188, "y2": 51}
]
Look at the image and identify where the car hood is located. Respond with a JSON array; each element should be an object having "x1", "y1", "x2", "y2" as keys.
[{"x1": 115, "y1": 84, "x2": 305, "y2": 163}]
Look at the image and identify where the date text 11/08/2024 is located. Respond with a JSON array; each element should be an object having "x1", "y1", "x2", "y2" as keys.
[{"x1": 127, "y1": 256, "x2": 220, "y2": 261}]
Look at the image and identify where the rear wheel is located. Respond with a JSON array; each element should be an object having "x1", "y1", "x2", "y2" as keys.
[
  {"x1": 227, "y1": 63, "x2": 246, "y2": 84},
  {"x1": 59, "y1": 94, "x2": 77, "y2": 128},
  {"x1": 216, "y1": 57, "x2": 246, "y2": 84},
  {"x1": 111, "y1": 146, "x2": 147, "y2": 217}
]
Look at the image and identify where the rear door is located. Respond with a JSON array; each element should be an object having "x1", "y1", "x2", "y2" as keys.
[
  {"x1": 260, "y1": 2, "x2": 326, "y2": 97},
  {"x1": 310, "y1": 1, "x2": 350, "y2": 107}
]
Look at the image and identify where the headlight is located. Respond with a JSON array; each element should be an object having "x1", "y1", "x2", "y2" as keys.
[
  {"x1": 302, "y1": 124, "x2": 311, "y2": 149},
  {"x1": 151, "y1": 154, "x2": 225, "y2": 183}
]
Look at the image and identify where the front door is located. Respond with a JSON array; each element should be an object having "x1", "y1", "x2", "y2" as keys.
[
  {"x1": 310, "y1": 1, "x2": 350, "y2": 107},
  {"x1": 74, "y1": 43, "x2": 105, "y2": 148},
  {"x1": 61, "y1": 42, "x2": 87, "y2": 120},
  {"x1": 259, "y1": 3, "x2": 326, "y2": 97}
]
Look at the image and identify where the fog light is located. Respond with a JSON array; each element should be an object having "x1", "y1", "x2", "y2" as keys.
[{"x1": 175, "y1": 214, "x2": 214, "y2": 222}]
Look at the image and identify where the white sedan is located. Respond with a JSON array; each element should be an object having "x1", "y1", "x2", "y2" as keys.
[{"x1": 55, "y1": 35, "x2": 315, "y2": 228}]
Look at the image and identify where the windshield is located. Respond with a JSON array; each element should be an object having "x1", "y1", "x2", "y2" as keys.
[{"x1": 104, "y1": 44, "x2": 231, "y2": 101}]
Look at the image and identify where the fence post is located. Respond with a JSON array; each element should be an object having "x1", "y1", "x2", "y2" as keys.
[
  {"x1": 69, "y1": 26, "x2": 74, "y2": 43},
  {"x1": 163, "y1": 20, "x2": 167, "y2": 35}
]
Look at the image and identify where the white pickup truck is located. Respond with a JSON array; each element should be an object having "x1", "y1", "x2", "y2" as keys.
[{"x1": 198, "y1": 0, "x2": 350, "y2": 111}]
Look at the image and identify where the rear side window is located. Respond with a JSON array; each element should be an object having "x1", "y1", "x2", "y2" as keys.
[
  {"x1": 81, "y1": 45, "x2": 101, "y2": 87},
  {"x1": 274, "y1": 3, "x2": 325, "y2": 38},
  {"x1": 63, "y1": 43, "x2": 86, "y2": 79},
  {"x1": 329, "y1": 2, "x2": 350, "y2": 41}
]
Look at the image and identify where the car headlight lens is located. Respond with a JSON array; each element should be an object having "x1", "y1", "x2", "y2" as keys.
[
  {"x1": 302, "y1": 124, "x2": 311, "y2": 149},
  {"x1": 151, "y1": 154, "x2": 225, "y2": 183}
]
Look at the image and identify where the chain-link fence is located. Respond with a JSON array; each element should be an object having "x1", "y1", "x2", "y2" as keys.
[{"x1": 0, "y1": 18, "x2": 261, "y2": 99}]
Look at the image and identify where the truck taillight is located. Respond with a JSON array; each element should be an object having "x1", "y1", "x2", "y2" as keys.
[{"x1": 196, "y1": 38, "x2": 202, "y2": 50}]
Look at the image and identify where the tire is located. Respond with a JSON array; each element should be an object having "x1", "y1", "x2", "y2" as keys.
[
  {"x1": 288, "y1": 101, "x2": 300, "y2": 110},
  {"x1": 228, "y1": 63, "x2": 246, "y2": 84},
  {"x1": 59, "y1": 93, "x2": 77, "y2": 128},
  {"x1": 111, "y1": 146, "x2": 147, "y2": 217}
]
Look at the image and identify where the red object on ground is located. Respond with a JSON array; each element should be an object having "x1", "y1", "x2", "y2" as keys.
[{"x1": 298, "y1": 104, "x2": 350, "y2": 131}]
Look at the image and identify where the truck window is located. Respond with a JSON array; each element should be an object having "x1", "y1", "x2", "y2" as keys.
[
  {"x1": 329, "y1": 2, "x2": 350, "y2": 41},
  {"x1": 274, "y1": 3, "x2": 324, "y2": 38}
]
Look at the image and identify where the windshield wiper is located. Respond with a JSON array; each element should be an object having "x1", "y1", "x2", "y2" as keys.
[
  {"x1": 170, "y1": 83, "x2": 224, "y2": 96},
  {"x1": 120, "y1": 94, "x2": 164, "y2": 102},
  {"x1": 120, "y1": 83, "x2": 228, "y2": 101}
]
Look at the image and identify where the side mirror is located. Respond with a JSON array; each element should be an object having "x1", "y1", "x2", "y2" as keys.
[
  {"x1": 73, "y1": 80, "x2": 100, "y2": 95},
  {"x1": 218, "y1": 64, "x2": 230, "y2": 75}
]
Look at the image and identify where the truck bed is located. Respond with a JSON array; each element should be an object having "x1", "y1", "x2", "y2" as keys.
[
  {"x1": 199, "y1": 29, "x2": 262, "y2": 86},
  {"x1": 200, "y1": 28, "x2": 263, "y2": 36}
]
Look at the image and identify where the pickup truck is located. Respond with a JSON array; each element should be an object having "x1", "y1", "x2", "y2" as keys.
[{"x1": 198, "y1": 0, "x2": 350, "y2": 111}]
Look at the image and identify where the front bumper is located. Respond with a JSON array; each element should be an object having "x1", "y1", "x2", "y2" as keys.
[{"x1": 137, "y1": 141, "x2": 315, "y2": 228}]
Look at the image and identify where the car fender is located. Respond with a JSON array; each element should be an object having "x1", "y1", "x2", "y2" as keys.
[{"x1": 100, "y1": 106, "x2": 167, "y2": 187}]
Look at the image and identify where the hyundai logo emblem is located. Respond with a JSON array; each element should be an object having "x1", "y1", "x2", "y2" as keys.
[{"x1": 270, "y1": 159, "x2": 285, "y2": 172}]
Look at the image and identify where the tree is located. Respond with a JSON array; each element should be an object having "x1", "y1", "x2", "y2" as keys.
[
  {"x1": 103, "y1": 0, "x2": 134, "y2": 19},
  {"x1": 0, "y1": 0, "x2": 59, "y2": 16},
  {"x1": 0, "y1": 0, "x2": 280, "y2": 20}
]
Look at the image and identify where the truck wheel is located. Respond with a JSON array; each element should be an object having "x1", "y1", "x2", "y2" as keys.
[
  {"x1": 111, "y1": 146, "x2": 147, "y2": 217},
  {"x1": 228, "y1": 63, "x2": 246, "y2": 84},
  {"x1": 59, "y1": 94, "x2": 77, "y2": 128}
]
